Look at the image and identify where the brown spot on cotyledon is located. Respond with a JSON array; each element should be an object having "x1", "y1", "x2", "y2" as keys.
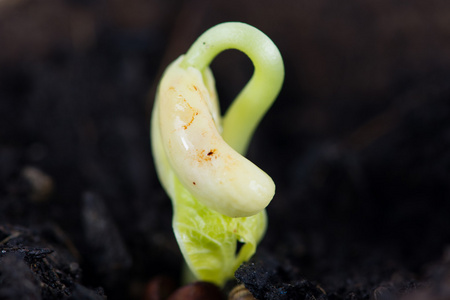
[{"x1": 195, "y1": 149, "x2": 219, "y2": 163}]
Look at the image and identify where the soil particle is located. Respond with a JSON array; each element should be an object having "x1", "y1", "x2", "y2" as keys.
[
  {"x1": 0, "y1": 225, "x2": 105, "y2": 300},
  {"x1": 235, "y1": 254, "x2": 327, "y2": 300},
  {"x1": 0, "y1": 252, "x2": 42, "y2": 300}
]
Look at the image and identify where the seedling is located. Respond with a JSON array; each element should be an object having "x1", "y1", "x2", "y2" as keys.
[{"x1": 151, "y1": 22, "x2": 284, "y2": 286}]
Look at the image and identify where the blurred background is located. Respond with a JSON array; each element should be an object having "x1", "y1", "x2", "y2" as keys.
[{"x1": 1, "y1": 0, "x2": 450, "y2": 299}]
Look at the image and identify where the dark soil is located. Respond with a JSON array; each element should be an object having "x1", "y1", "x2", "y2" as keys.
[{"x1": 1, "y1": 1, "x2": 450, "y2": 299}]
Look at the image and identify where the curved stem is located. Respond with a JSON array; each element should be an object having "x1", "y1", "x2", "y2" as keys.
[{"x1": 180, "y1": 22, "x2": 284, "y2": 155}]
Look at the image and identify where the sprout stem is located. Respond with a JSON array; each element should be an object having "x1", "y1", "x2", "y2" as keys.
[{"x1": 180, "y1": 22, "x2": 284, "y2": 155}]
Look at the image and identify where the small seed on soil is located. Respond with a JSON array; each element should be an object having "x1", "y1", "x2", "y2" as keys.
[
  {"x1": 167, "y1": 281, "x2": 224, "y2": 300},
  {"x1": 144, "y1": 276, "x2": 176, "y2": 300},
  {"x1": 228, "y1": 284, "x2": 256, "y2": 300}
]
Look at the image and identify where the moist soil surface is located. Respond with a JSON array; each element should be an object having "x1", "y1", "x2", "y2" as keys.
[{"x1": 1, "y1": 1, "x2": 450, "y2": 300}]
